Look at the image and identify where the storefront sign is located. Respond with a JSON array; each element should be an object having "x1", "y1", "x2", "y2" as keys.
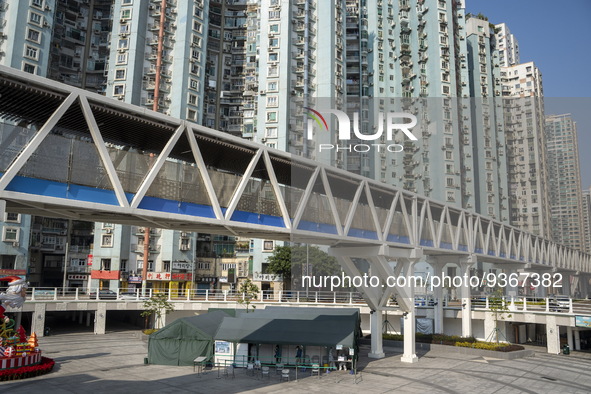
[
  {"x1": 68, "y1": 274, "x2": 87, "y2": 280},
  {"x1": 575, "y1": 315, "x2": 591, "y2": 328},
  {"x1": 90, "y1": 270, "x2": 120, "y2": 280},
  {"x1": 128, "y1": 276, "x2": 142, "y2": 284},
  {"x1": 146, "y1": 272, "x2": 193, "y2": 281},
  {"x1": 0, "y1": 269, "x2": 26, "y2": 276},
  {"x1": 172, "y1": 262, "x2": 193, "y2": 270}
]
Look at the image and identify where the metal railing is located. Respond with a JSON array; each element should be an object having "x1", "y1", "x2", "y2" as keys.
[{"x1": 24, "y1": 287, "x2": 366, "y2": 305}]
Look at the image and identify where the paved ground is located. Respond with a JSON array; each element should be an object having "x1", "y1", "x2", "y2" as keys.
[{"x1": 1, "y1": 330, "x2": 591, "y2": 393}]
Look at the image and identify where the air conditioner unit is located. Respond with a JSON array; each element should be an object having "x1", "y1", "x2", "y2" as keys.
[
  {"x1": 44, "y1": 21, "x2": 50, "y2": 27},
  {"x1": 181, "y1": 232, "x2": 189, "y2": 237},
  {"x1": 12, "y1": 241, "x2": 19, "y2": 247},
  {"x1": 105, "y1": 229, "x2": 112, "y2": 234}
]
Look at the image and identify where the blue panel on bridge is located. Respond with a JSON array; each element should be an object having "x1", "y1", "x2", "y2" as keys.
[
  {"x1": 230, "y1": 210, "x2": 285, "y2": 227},
  {"x1": 298, "y1": 220, "x2": 339, "y2": 235},
  {"x1": 5, "y1": 175, "x2": 120, "y2": 205},
  {"x1": 440, "y1": 242, "x2": 453, "y2": 250},
  {"x1": 138, "y1": 196, "x2": 216, "y2": 218},
  {"x1": 420, "y1": 239, "x2": 434, "y2": 247},
  {"x1": 386, "y1": 234, "x2": 411, "y2": 244},
  {"x1": 458, "y1": 245, "x2": 469, "y2": 252},
  {"x1": 347, "y1": 228, "x2": 378, "y2": 240}
]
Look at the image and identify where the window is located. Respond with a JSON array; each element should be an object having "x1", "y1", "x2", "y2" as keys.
[
  {"x1": 113, "y1": 84, "x2": 125, "y2": 96},
  {"x1": 269, "y1": 38, "x2": 279, "y2": 47},
  {"x1": 24, "y1": 46, "x2": 38, "y2": 60},
  {"x1": 266, "y1": 112, "x2": 277, "y2": 122},
  {"x1": 119, "y1": 24, "x2": 130, "y2": 34},
  {"x1": 122, "y1": 0, "x2": 133, "y2": 4},
  {"x1": 442, "y1": 85, "x2": 450, "y2": 95},
  {"x1": 4, "y1": 213, "x2": 20, "y2": 223},
  {"x1": 269, "y1": 10, "x2": 280, "y2": 19},
  {"x1": 192, "y1": 35, "x2": 202, "y2": 47},
  {"x1": 101, "y1": 234, "x2": 113, "y2": 247},
  {"x1": 263, "y1": 240, "x2": 274, "y2": 251},
  {"x1": 3, "y1": 228, "x2": 19, "y2": 242},
  {"x1": 265, "y1": 127, "x2": 277, "y2": 138},
  {"x1": 31, "y1": 0, "x2": 43, "y2": 8},
  {"x1": 100, "y1": 258, "x2": 111, "y2": 271},
  {"x1": 26, "y1": 27, "x2": 41, "y2": 43},
  {"x1": 120, "y1": 9, "x2": 132, "y2": 20},
  {"x1": 187, "y1": 109, "x2": 197, "y2": 120},
  {"x1": 23, "y1": 63, "x2": 36, "y2": 74},
  {"x1": 189, "y1": 78, "x2": 199, "y2": 90},
  {"x1": 193, "y1": 21, "x2": 202, "y2": 32},
  {"x1": 116, "y1": 53, "x2": 128, "y2": 64},
  {"x1": 120, "y1": 259, "x2": 128, "y2": 272},
  {"x1": 269, "y1": 24, "x2": 279, "y2": 33},
  {"x1": 29, "y1": 11, "x2": 43, "y2": 26},
  {"x1": 266, "y1": 96, "x2": 278, "y2": 107},
  {"x1": 267, "y1": 81, "x2": 278, "y2": 91},
  {"x1": 197, "y1": 262, "x2": 210, "y2": 270},
  {"x1": 188, "y1": 93, "x2": 197, "y2": 105},
  {"x1": 118, "y1": 38, "x2": 128, "y2": 49},
  {"x1": 268, "y1": 53, "x2": 278, "y2": 62},
  {"x1": 114, "y1": 68, "x2": 126, "y2": 80}
]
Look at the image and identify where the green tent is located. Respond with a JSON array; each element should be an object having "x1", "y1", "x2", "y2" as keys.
[{"x1": 148, "y1": 310, "x2": 228, "y2": 366}]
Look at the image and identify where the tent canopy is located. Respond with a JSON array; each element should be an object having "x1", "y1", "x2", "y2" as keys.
[
  {"x1": 148, "y1": 310, "x2": 228, "y2": 366},
  {"x1": 214, "y1": 308, "x2": 360, "y2": 348}
]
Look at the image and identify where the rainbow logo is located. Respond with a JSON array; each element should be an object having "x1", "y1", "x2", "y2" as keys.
[{"x1": 304, "y1": 107, "x2": 328, "y2": 131}]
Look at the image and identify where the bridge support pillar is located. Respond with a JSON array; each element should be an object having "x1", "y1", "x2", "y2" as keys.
[
  {"x1": 545, "y1": 315, "x2": 560, "y2": 354},
  {"x1": 574, "y1": 329, "x2": 581, "y2": 350},
  {"x1": 78, "y1": 310, "x2": 84, "y2": 324},
  {"x1": 580, "y1": 275, "x2": 590, "y2": 299},
  {"x1": 427, "y1": 259, "x2": 446, "y2": 334},
  {"x1": 559, "y1": 271, "x2": 571, "y2": 296},
  {"x1": 459, "y1": 255, "x2": 476, "y2": 338},
  {"x1": 86, "y1": 312, "x2": 92, "y2": 327},
  {"x1": 94, "y1": 303, "x2": 107, "y2": 335},
  {"x1": 31, "y1": 303, "x2": 46, "y2": 337},
  {"x1": 369, "y1": 310, "x2": 385, "y2": 359}
]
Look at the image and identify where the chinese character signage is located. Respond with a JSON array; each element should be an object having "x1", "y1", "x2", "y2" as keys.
[{"x1": 146, "y1": 272, "x2": 193, "y2": 281}]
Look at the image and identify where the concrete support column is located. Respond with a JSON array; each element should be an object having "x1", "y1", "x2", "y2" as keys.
[
  {"x1": 428, "y1": 260, "x2": 446, "y2": 334},
  {"x1": 579, "y1": 275, "x2": 589, "y2": 299},
  {"x1": 567, "y1": 326, "x2": 574, "y2": 350},
  {"x1": 484, "y1": 312, "x2": 496, "y2": 342},
  {"x1": 94, "y1": 303, "x2": 107, "y2": 335},
  {"x1": 400, "y1": 258, "x2": 418, "y2": 363},
  {"x1": 78, "y1": 310, "x2": 84, "y2": 324},
  {"x1": 559, "y1": 272, "x2": 571, "y2": 296},
  {"x1": 545, "y1": 315, "x2": 560, "y2": 354},
  {"x1": 86, "y1": 312, "x2": 92, "y2": 327},
  {"x1": 401, "y1": 310, "x2": 418, "y2": 363},
  {"x1": 459, "y1": 256, "x2": 475, "y2": 338},
  {"x1": 570, "y1": 275, "x2": 580, "y2": 298},
  {"x1": 505, "y1": 268, "x2": 519, "y2": 298},
  {"x1": 368, "y1": 310, "x2": 385, "y2": 359},
  {"x1": 574, "y1": 329, "x2": 581, "y2": 350},
  {"x1": 31, "y1": 303, "x2": 46, "y2": 337}
]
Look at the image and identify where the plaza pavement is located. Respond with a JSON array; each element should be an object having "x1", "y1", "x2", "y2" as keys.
[{"x1": 1, "y1": 329, "x2": 591, "y2": 393}]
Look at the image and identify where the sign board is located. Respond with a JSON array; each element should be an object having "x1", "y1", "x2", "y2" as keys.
[
  {"x1": 172, "y1": 262, "x2": 193, "y2": 270},
  {"x1": 68, "y1": 274, "x2": 86, "y2": 280},
  {"x1": 146, "y1": 272, "x2": 193, "y2": 281},
  {"x1": 575, "y1": 315, "x2": 591, "y2": 328},
  {"x1": 128, "y1": 275, "x2": 142, "y2": 284},
  {"x1": 87, "y1": 254, "x2": 93, "y2": 265}
]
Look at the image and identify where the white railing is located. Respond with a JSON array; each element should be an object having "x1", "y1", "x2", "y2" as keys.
[{"x1": 25, "y1": 287, "x2": 366, "y2": 305}]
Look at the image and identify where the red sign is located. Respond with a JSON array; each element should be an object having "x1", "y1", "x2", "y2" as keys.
[
  {"x1": 146, "y1": 272, "x2": 193, "y2": 281},
  {"x1": 0, "y1": 269, "x2": 26, "y2": 276},
  {"x1": 90, "y1": 270, "x2": 120, "y2": 280},
  {"x1": 87, "y1": 254, "x2": 93, "y2": 266}
]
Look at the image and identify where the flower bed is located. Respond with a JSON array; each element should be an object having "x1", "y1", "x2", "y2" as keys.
[
  {"x1": 0, "y1": 357, "x2": 55, "y2": 381},
  {"x1": 382, "y1": 333, "x2": 524, "y2": 352}
]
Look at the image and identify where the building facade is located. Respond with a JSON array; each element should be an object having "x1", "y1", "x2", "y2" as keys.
[{"x1": 545, "y1": 114, "x2": 586, "y2": 252}]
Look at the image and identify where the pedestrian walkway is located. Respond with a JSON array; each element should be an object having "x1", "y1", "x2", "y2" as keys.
[{"x1": 1, "y1": 331, "x2": 590, "y2": 393}]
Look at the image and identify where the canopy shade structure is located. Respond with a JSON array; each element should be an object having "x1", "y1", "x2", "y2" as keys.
[
  {"x1": 148, "y1": 310, "x2": 228, "y2": 366},
  {"x1": 214, "y1": 308, "x2": 360, "y2": 348}
]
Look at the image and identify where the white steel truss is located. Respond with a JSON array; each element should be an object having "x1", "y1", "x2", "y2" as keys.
[{"x1": 0, "y1": 65, "x2": 589, "y2": 274}]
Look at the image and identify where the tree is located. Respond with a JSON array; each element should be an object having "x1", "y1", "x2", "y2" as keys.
[
  {"x1": 486, "y1": 288, "x2": 512, "y2": 343},
  {"x1": 237, "y1": 279, "x2": 259, "y2": 313},
  {"x1": 140, "y1": 293, "x2": 175, "y2": 329},
  {"x1": 265, "y1": 245, "x2": 344, "y2": 290}
]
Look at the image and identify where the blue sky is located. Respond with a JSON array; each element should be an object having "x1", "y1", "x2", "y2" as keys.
[{"x1": 466, "y1": 1, "x2": 591, "y2": 188}]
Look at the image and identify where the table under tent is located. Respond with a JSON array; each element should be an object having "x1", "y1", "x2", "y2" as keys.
[{"x1": 147, "y1": 310, "x2": 228, "y2": 366}]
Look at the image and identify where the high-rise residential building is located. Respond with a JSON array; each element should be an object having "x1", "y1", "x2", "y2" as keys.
[
  {"x1": 465, "y1": 15, "x2": 508, "y2": 221},
  {"x1": 583, "y1": 187, "x2": 591, "y2": 254},
  {"x1": 0, "y1": 0, "x2": 112, "y2": 92},
  {"x1": 493, "y1": 22, "x2": 519, "y2": 67},
  {"x1": 545, "y1": 114, "x2": 586, "y2": 251},
  {"x1": 501, "y1": 61, "x2": 551, "y2": 238}
]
